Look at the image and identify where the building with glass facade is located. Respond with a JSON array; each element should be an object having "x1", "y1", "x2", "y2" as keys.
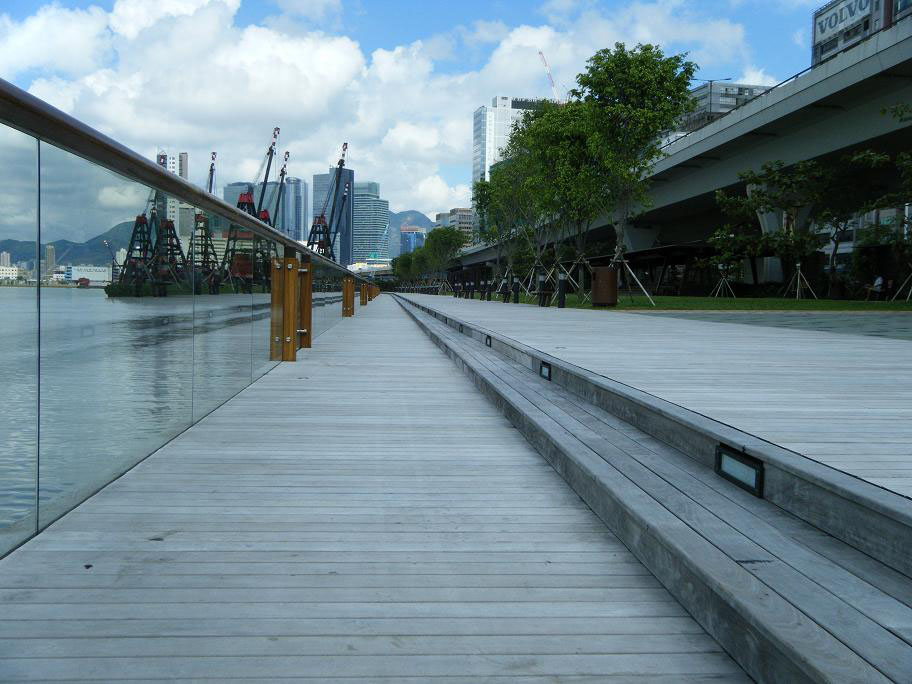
[
  {"x1": 352, "y1": 181, "x2": 390, "y2": 263},
  {"x1": 680, "y1": 82, "x2": 767, "y2": 131},
  {"x1": 400, "y1": 226, "x2": 425, "y2": 255},
  {"x1": 472, "y1": 96, "x2": 550, "y2": 185},
  {"x1": 312, "y1": 168, "x2": 354, "y2": 266}
]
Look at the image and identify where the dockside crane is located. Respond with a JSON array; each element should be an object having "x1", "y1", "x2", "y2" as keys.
[
  {"x1": 307, "y1": 142, "x2": 348, "y2": 261},
  {"x1": 271, "y1": 151, "x2": 290, "y2": 231},
  {"x1": 222, "y1": 127, "x2": 281, "y2": 292},
  {"x1": 190, "y1": 151, "x2": 222, "y2": 294}
]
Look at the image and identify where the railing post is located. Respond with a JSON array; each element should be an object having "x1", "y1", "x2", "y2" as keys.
[
  {"x1": 281, "y1": 247, "x2": 299, "y2": 361},
  {"x1": 343, "y1": 276, "x2": 354, "y2": 317},
  {"x1": 360, "y1": 282, "x2": 367, "y2": 306},
  {"x1": 270, "y1": 257, "x2": 284, "y2": 361},
  {"x1": 298, "y1": 256, "x2": 313, "y2": 349}
]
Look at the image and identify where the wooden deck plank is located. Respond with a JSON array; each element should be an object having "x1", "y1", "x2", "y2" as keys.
[
  {"x1": 0, "y1": 296, "x2": 746, "y2": 682},
  {"x1": 400, "y1": 295, "x2": 912, "y2": 499}
]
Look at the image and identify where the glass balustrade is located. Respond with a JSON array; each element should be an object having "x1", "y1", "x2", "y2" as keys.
[{"x1": 0, "y1": 112, "x2": 368, "y2": 557}]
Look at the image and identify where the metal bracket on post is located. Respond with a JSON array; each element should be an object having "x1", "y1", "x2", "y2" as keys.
[{"x1": 298, "y1": 256, "x2": 313, "y2": 349}]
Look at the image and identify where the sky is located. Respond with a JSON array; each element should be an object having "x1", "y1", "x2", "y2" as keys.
[{"x1": 0, "y1": 0, "x2": 823, "y2": 225}]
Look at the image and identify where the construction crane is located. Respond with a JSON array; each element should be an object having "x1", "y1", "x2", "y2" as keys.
[
  {"x1": 307, "y1": 142, "x2": 348, "y2": 261},
  {"x1": 271, "y1": 151, "x2": 290, "y2": 231},
  {"x1": 206, "y1": 152, "x2": 217, "y2": 194},
  {"x1": 222, "y1": 127, "x2": 281, "y2": 292},
  {"x1": 538, "y1": 50, "x2": 561, "y2": 103}
]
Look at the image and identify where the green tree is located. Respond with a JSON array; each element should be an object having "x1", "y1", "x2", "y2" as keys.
[
  {"x1": 719, "y1": 153, "x2": 892, "y2": 296},
  {"x1": 571, "y1": 43, "x2": 696, "y2": 261}
]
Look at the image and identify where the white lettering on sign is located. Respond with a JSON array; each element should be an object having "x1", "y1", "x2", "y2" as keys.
[{"x1": 814, "y1": 0, "x2": 871, "y2": 44}]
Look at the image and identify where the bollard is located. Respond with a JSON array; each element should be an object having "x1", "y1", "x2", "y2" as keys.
[
  {"x1": 537, "y1": 274, "x2": 546, "y2": 307},
  {"x1": 557, "y1": 272, "x2": 566, "y2": 308},
  {"x1": 512, "y1": 277, "x2": 520, "y2": 304}
]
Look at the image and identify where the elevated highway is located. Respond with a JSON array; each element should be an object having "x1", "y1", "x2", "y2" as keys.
[{"x1": 457, "y1": 16, "x2": 912, "y2": 268}]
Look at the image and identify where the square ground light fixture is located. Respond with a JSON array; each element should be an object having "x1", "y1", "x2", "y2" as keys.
[
  {"x1": 539, "y1": 362, "x2": 552, "y2": 381},
  {"x1": 485, "y1": 335, "x2": 492, "y2": 347},
  {"x1": 715, "y1": 445, "x2": 764, "y2": 497},
  {"x1": 459, "y1": 324, "x2": 464, "y2": 333}
]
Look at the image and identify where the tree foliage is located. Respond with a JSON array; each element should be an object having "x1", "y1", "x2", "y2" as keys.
[{"x1": 391, "y1": 226, "x2": 465, "y2": 282}]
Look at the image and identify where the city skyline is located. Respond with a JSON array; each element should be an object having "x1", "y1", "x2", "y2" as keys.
[{"x1": 2, "y1": 1, "x2": 816, "y2": 224}]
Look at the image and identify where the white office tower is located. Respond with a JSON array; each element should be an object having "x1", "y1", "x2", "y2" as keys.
[{"x1": 472, "y1": 97, "x2": 550, "y2": 184}]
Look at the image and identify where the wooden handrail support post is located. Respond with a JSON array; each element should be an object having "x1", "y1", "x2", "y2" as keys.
[
  {"x1": 343, "y1": 276, "x2": 354, "y2": 317},
  {"x1": 298, "y1": 255, "x2": 313, "y2": 349},
  {"x1": 281, "y1": 246, "x2": 299, "y2": 362},
  {"x1": 360, "y1": 283, "x2": 367, "y2": 306},
  {"x1": 270, "y1": 257, "x2": 284, "y2": 361}
]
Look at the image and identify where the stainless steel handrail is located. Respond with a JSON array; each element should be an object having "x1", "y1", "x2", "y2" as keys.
[{"x1": 0, "y1": 77, "x2": 364, "y2": 281}]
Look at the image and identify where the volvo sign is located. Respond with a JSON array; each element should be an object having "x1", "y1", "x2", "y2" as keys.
[{"x1": 813, "y1": 0, "x2": 872, "y2": 45}]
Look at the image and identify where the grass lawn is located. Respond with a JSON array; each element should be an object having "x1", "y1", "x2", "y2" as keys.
[{"x1": 494, "y1": 292, "x2": 912, "y2": 311}]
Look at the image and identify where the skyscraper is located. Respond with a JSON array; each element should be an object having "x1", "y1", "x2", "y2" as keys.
[
  {"x1": 178, "y1": 152, "x2": 188, "y2": 180},
  {"x1": 0, "y1": 251, "x2": 10, "y2": 267},
  {"x1": 224, "y1": 182, "x2": 252, "y2": 210},
  {"x1": 312, "y1": 168, "x2": 354, "y2": 266},
  {"x1": 400, "y1": 226, "x2": 425, "y2": 256},
  {"x1": 255, "y1": 181, "x2": 297, "y2": 240},
  {"x1": 285, "y1": 177, "x2": 308, "y2": 243},
  {"x1": 352, "y1": 181, "x2": 390, "y2": 263},
  {"x1": 472, "y1": 96, "x2": 549, "y2": 184}
]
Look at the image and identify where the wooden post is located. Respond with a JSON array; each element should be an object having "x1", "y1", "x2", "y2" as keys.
[
  {"x1": 281, "y1": 247, "x2": 298, "y2": 362},
  {"x1": 343, "y1": 276, "x2": 354, "y2": 317},
  {"x1": 298, "y1": 256, "x2": 313, "y2": 349},
  {"x1": 270, "y1": 258, "x2": 284, "y2": 361},
  {"x1": 360, "y1": 282, "x2": 367, "y2": 306}
]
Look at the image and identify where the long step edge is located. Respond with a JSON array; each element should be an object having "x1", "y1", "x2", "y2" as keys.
[{"x1": 395, "y1": 294, "x2": 899, "y2": 684}]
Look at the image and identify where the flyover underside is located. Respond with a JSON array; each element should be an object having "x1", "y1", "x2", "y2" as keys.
[{"x1": 0, "y1": 296, "x2": 744, "y2": 682}]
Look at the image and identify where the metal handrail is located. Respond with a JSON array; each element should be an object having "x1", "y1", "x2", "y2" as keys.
[{"x1": 0, "y1": 77, "x2": 366, "y2": 283}]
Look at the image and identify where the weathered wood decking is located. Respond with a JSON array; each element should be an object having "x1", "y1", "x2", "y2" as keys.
[
  {"x1": 399, "y1": 295, "x2": 912, "y2": 498},
  {"x1": 0, "y1": 296, "x2": 745, "y2": 682}
]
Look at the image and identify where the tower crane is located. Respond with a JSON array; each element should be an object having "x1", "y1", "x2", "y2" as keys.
[
  {"x1": 538, "y1": 50, "x2": 561, "y2": 103},
  {"x1": 190, "y1": 151, "x2": 221, "y2": 294},
  {"x1": 271, "y1": 151, "x2": 290, "y2": 232},
  {"x1": 206, "y1": 152, "x2": 217, "y2": 194},
  {"x1": 307, "y1": 142, "x2": 348, "y2": 261}
]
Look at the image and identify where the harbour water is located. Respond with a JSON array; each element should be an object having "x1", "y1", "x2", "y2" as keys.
[{"x1": 0, "y1": 284, "x2": 344, "y2": 548}]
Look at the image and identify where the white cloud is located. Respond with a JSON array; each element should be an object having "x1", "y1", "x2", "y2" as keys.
[
  {"x1": 0, "y1": 4, "x2": 109, "y2": 77},
  {"x1": 738, "y1": 65, "x2": 779, "y2": 86},
  {"x1": 97, "y1": 184, "x2": 148, "y2": 209},
  {"x1": 6, "y1": 0, "x2": 782, "y2": 226}
]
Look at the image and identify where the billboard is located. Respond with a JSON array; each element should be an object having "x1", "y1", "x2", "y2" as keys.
[{"x1": 813, "y1": 0, "x2": 872, "y2": 45}]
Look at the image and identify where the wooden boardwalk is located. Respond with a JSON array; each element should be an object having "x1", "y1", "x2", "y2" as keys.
[
  {"x1": 0, "y1": 296, "x2": 745, "y2": 682},
  {"x1": 400, "y1": 295, "x2": 912, "y2": 498}
]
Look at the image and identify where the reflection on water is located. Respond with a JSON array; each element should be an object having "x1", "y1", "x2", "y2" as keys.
[{"x1": 1, "y1": 279, "x2": 346, "y2": 545}]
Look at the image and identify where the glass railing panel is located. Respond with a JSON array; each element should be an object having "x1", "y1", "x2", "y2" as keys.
[
  {"x1": 37, "y1": 141, "x2": 194, "y2": 527},
  {"x1": 311, "y1": 258, "x2": 345, "y2": 340},
  {"x1": 0, "y1": 124, "x2": 38, "y2": 556},
  {"x1": 192, "y1": 210, "x2": 254, "y2": 421}
]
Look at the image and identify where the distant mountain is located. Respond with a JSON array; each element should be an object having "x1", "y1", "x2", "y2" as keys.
[
  {"x1": 389, "y1": 210, "x2": 433, "y2": 233},
  {"x1": 0, "y1": 221, "x2": 136, "y2": 267}
]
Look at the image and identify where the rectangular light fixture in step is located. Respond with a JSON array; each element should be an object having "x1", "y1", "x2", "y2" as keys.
[{"x1": 715, "y1": 445, "x2": 764, "y2": 497}]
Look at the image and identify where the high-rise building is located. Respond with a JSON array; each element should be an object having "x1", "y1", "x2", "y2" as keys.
[
  {"x1": 680, "y1": 82, "x2": 767, "y2": 131},
  {"x1": 812, "y1": 0, "x2": 893, "y2": 65},
  {"x1": 312, "y1": 168, "x2": 354, "y2": 266},
  {"x1": 255, "y1": 181, "x2": 297, "y2": 240},
  {"x1": 285, "y1": 177, "x2": 308, "y2": 243},
  {"x1": 155, "y1": 151, "x2": 180, "y2": 226},
  {"x1": 224, "y1": 182, "x2": 252, "y2": 210},
  {"x1": 0, "y1": 251, "x2": 10, "y2": 267},
  {"x1": 434, "y1": 208, "x2": 474, "y2": 245},
  {"x1": 178, "y1": 152, "x2": 188, "y2": 180},
  {"x1": 45, "y1": 244, "x2": 55, "y2": 273},
  {"x1": 472, "y1": 96, "x2": 550, "y2": 185},
  {"x1": 352, "y1": 182, "x2": 390, "y2": 263},
  {"x1": 400, "y1": 226, "x2": 425, "y2": 256}
]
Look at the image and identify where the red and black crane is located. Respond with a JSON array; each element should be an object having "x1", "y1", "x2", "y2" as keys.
[
  {"x1": 307, "y1": 142, "x2": 348, "y2": 261},
  {"x1": 222, "y1": 127, "x2": 281, "y2": 292},
  {"x1": 189, "y1": 151, "x2": 222, "y2": 294}
]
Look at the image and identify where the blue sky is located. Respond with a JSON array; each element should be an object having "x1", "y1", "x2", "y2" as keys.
[{"x1": 0, "y1": 0, "x2": 821, "y2": 216}]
